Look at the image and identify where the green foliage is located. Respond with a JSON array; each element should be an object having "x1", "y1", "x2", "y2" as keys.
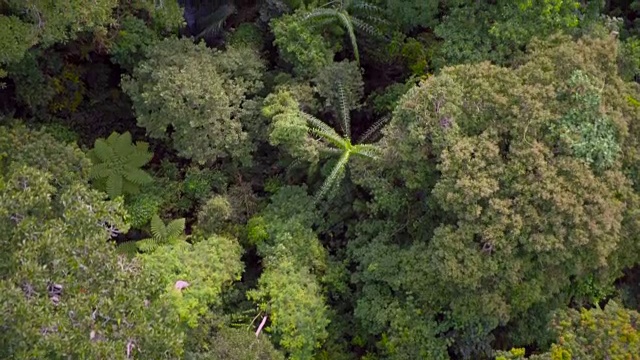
[
  {"x1": 314, "y1": 60, "x2": 364, "y2": 113},
  {"x1": 619, "y1": 36, "x2": 640, "y2": 81},
  {"x1": 124, "y1": 191, "x2": 163, "y2": 228},
  {"x1": 550, "y1": 70, "x2": 621, "y2": 171},
  {"x1": 0, "y1": 16, "x2": 37, "y2": 77},
  {"x1": 264, "y1": 73, "x2": 384, "y2": 201},
  {"x1": 367, "y1": 80, "x2": 414, "y2": 116},
  {"x1": 196, "y1": 195, "x2": 233, "y2": 235},
  {"x1": 349, "y1": 35, "x2": 640, "y2": 356},
  {"x1": 302, "y1": 0, "x2": 387, "y2": 64},
  {"x1": 122, "y1": 37, "x2": 265, "y2": 165},
  {"x1": 433, "y1": 0, "x2": 591, "y2": 67},
  {"x1": 135, "y1": 214, "x2": 188, "y2": 253},
  {"x1": 271, "y1": 11, "x2": 335, "y2": 77},
  {"x1": 139, "y1": 234, "x2": 243, "y2": 328},
  {"x1": 182, "y1": 165, "x2": 226, "y2": 202},
  {"x1": 87, "y1": 131, "x2": 154, "y2": 199},
  {"x1": 130, "y1": 0, "x2": 185, "y2": 33},
  {"x1": 496, "y1": 301, "x2": 640, "y2": 359},
  {"x1": 228, "y1": 22, "x2": 265, "y2": 50},
  {"x1": 191, "y1": 327, "x2": 285, "y2": 360},
  {"x1": 110, "y1": 15, "x2": 159, "y2": 71},
  {"x1": 247, "y1": 186, "x2": 330, "y2": 359},
  {"x1": 374, "y1": 0, "x2": 438, "y2": 32},
  {"x1": 0, "y1": 123, "x2": 183, "y2": 358}
]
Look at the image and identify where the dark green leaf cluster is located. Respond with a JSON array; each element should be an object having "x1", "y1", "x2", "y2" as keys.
[{"x1": 122, "y1": 37, "x2": 265, "y2": 165}]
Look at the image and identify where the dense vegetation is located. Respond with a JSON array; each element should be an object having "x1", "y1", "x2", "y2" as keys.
[{"x1": 1, "y1": 0, "x2": 640, "y2": 359}]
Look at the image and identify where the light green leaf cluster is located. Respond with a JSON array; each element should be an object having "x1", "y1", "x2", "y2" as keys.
[
  {"x1": 433, "y1": 0, "x2": 589, "y2": 67},
  {"x1": 139, "y1": 234, "x2": 244, "y2": 328},
  {"x1": 271, "y1": 11, "x2": 335, "y2": 77},
  {"x1": 550, "y1": 70, "x2": 621, "y2": 171},
  {"x1": 0, "y1": 123, "x2": 183, "y2": 358},
  {"x1": 0, "y1": 0, "x2": 119, "y2": 74},
  {"x1": 88, "y1": 131, "x2": 154, "y2": 199},
  {"x1": 496, "y1": 301, "x2": 640, "y2": 359},
  {"x1": 122, "y1": 37, "x2": 265, "y2": 165},
  {"x1": 247, "y1": 186, "x2": 330, "y2": 359}
]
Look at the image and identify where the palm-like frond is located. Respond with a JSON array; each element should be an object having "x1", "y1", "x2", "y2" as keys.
[
  {"x1": 316, "y1": 150, "x2": 350, "y2": 202},
  {"x1": 166, "y1": 218, "x2": 186, "y2": 242},
  {"x1": 300, "y1": 112, "x2": 347, "y2": 149},
  {"x1": 195, "y1": 3, "x2": 236, "y2": 40},
  {"x1": 116, "y1": 240, "x2": 139, "y2": 257},
  {"x1": 337, "y1": 83, "x2": 351, "y2": 139},
  {"x1": 150, "y1": 214, "x2": 165, "y2": 240},
  {"x1": 350, "y1": 16, "x2": 384, "y2": 37},
  {"x1": 352, "y1": 143, "x2": 381, "y2": 159},
  {"x1": 336, "y1": 11, "x2": 359, "y2": 63},
  {"x1": 358, "y1": 115, "x2": 390, "y2": 143}
]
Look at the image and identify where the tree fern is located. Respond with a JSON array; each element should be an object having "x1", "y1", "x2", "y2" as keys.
[
  {"x1": 300, "y1": 81, "x2": 385, "y2": 202},
  {"x1": 121, "y1": 214, "x2": 188, "y2": 254},
  {"x1": 88, "y1": 131, "x2": 154, "y2": 199},
  {"x1": 303, "y1": 0, "x2": 387, "y2": 63}
]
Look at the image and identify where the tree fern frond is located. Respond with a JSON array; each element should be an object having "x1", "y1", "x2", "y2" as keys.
[
  {"x1": 106, "y1": 174, "x2": 123, "y2": 199},
  {"x1": 196, "y1": 3, "x2": 236, "y2": 39},
  {"x1": 350, "y1": 16, "x2": 383, "y2": 38},
  {"x1": 113, "y1": 131, "x2": 133, "y2": 158},
  {"x1": 126, "y1": 150, "x2": 153, "y2": 168},
  {"x1": 123, "y1": 167, "x2": 154, "y2": 185},
  {"x1": 93, "y1": 139, "x2": 114, "y2": 163},
  {"x1": 166, "y1": 218, "x2": 186, "y2": 242},
  {"x1": 316, "y1": 150, "x2": 350, "y2": 202},
  {"x1": 136, "y1": 238, "x2": 159, "y2": 253},
  {"x1": 304, "y1": 8, "x2": 341, "y2": 22},
  {"x1": 150, "y1": 214, "x2": 165, "y2": 242},
  {"x1": 350, "y1": 0, "x2": 385, "y2": 14},
  {"x1": 116, "y1": 241, "x2": 139, "y2": 257},
  {"x1": 337, "y1": 82, "x2": 351, "y2": 139},
  {"x1": 336, "y1": 11, "x2": 359, "y2": 63},
  {"x1": 122, "y1": 180, "x2": 141, "y2": 196},
  {"x1": 358, "y1": 115, "x2": 390, "y2": 143},
  {"x1": 352, "y1": 143, "x2": 381, "y2": 159},
  {"x1": 106, "y1": 131, "x2": 121, "y2": 146},
  {"x1": 300, "y1": 112, "x2": 347, "y2": 149},
  {"x1": 89, "y1": 163, "x2": 110, "y2": 180},
  {"x1": 319, "y1": 146, "x2": 344, "y2": 155}
]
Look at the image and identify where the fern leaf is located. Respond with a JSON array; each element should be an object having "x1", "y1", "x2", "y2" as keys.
[
  {"x1": 122, "y1": 180, "x2": 141, "y2": 196},
  {"x1": 352, "y1": 143, "x2": 381, "y2": 159},
  {"x1": 358, "y1": 115, "x2": 390, "y2": 143},
  {"x1": 350, "y1": 1, "x2": 385, "y2": 14},
  {"x1": 106, "y1": 173, "x2": 124, "y2": 199},
  {"x1": 123, "y1": 167, "x2": 154, "y2": 185},
  {"x1": 316, "y1": 150, "x2": 350, "y2": 202},
  {"x1": 126, "y1": 148, "x2": 153, "y2": 168},
  {"x1": 106, "y1": 131, "x2": 121, "y2": 146},
  {"x1": 113, "y1": 132, "x2": 133, "y2": 158},
  {"x1": 93, "y1": 138, "x2": 114, "y2": 163},
  {"x1": 116, "y1": 240, "x2": 139, "y2": 257},
  {"x1": 337, "y1": 11, "x2": 359, "y2": 63},
  {"x1": 136, "y1": 238, "x2": 159, "y2": 253},
  {"x1": 300, "y1": 112, "x2": 347, "y2": 149},
  {"x1": 165, "y1": 218, "x2": 186, "y2": 242},
  {"x1": 350, "y1": 16, "x2": 383, "y2": 38},
  {"x1": 304, "y1": 8, "x2": 340, "y2": 22},
  {"x1": 337, "y1": 82, "x2": 351, "y2": 139},
  {"x1": 196, "y1": 3, "x2": 236, "y2": 39},
  {"x1": 150, "y1": 214, "x2": 166, "y2": 242},
  {"x1": 90, "y1": 163, "x2": 111, "y2": 180}
]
